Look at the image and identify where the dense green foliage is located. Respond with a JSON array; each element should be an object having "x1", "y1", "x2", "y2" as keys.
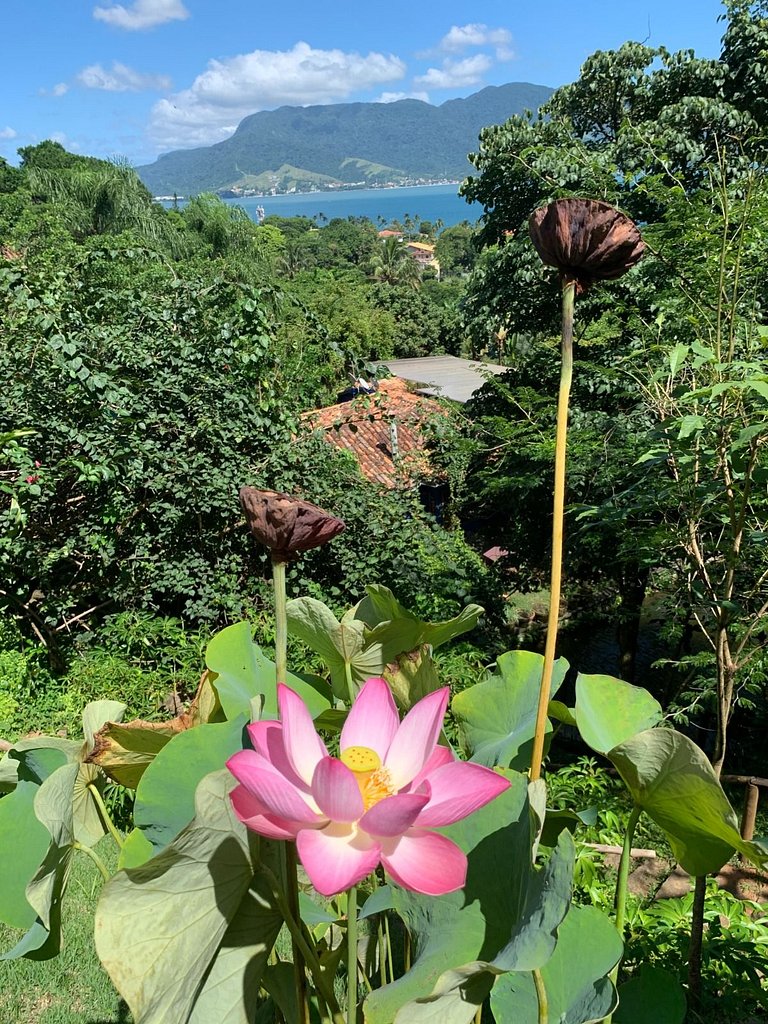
[
  {"x1": 455, "y1": 1, "x2": 768, "y2": 752},
  {"x1": 0, "y1": 140, "x2": 495, "y2": 719},
  {"x1": 2, "y1": 7, "x2": 768, "y2": 1022}
]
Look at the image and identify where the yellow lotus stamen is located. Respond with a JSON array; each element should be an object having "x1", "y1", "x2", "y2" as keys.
[{"x1": 341, "y1": 746, "x2": 395, "y2": 810}]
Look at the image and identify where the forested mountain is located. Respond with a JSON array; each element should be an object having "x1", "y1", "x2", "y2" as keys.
[{"x1": 137, "y1": 82, "x2": 552, "y2": 195}]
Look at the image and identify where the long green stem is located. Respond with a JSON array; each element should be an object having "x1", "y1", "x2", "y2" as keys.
[
  {"x1": 530, "y1": 277, "x2": 575, "y2": 782},
  {"x1": 285, "y1": 844, "x2": 310, "y2": 1024},
  {"x1": 347, "y1": 885, "x2": 358, "y2": 1024},
  {"x1": 87, "y1": 781, "x2": 124, "y2": 850},
  {"x1": 614, "y1": 805, "x2": 641, "y2": 937},
  {"x1": 377, "y1": 918, "x2": 387, "y2": 986},
  {"x1": 604, "y1": 804, "x2": 642, "y2": 1024},
  {"x1": 73, "y1": 840, "x2": 110, "y2": 882},
  {"x1": 272, "y1": 558, "x2": 288, "y2": 682},
  {"x1": 271, "y1": 560, "x2": 309, "y2": 1023},
  {"x1": 384, "y1": 912, "x2": 395, "y2": 984},
  {"x1": 533, "y1": 967, "x2": 549, "y2": 1024}
]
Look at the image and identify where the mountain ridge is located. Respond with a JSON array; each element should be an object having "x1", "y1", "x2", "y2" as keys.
[{"x1": 138, "y1": 82, "x2": 553, "y2": 196}]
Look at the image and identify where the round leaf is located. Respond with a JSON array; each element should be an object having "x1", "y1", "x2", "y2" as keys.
[{"x1": 575, "y1": 674, "x2": 662, "y2": 754}]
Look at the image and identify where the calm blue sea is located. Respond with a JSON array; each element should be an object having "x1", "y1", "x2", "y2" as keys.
[{"x1": 164, "y1": 183, "x2": 481, "y2": 227}]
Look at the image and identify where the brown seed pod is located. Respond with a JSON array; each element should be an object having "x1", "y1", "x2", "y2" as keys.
[
  {"x1": 528, "y1": 198, "x2": 644, "y2": 294},
  {"x1": 240, "y1": 487, "x2": 345, "y2": 563}
]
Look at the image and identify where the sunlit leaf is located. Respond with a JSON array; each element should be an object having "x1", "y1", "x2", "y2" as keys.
[
  {"x1": 207, "y1": 620, "x2": 331, "y2": 718},
  {"x1": 575, "y1": 674, "x2": 662, "y2": 754},
  {"x1": 132, "y1": 716, "x2": 247, "y2": 855},
  {"x1": 0, "y1": 747, "x2": 68, "y2": 932},
  {"x1": 608, "y1": 729, "x2": 768, "y2": 875},
  {"x1": 287, "y1": 596, "x2": 383, "y2": 699},
  {"x1": 452, "y1": 651, "x2": 569, "y2": 769}
]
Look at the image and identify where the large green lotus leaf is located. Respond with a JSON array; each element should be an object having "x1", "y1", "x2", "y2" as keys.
[
  {"x1": 365, "y1": 772, "x2": 573, "y2": 1024},
  {"x1": 82, "y1": 699, "x2": 127, "y2": 754},
  {"x1": 0, "y1": 747, "x2": 68, "y2": 931},
  {"x1": 490, "y1": 905, "x2": 622, "y2": 1024},
  {"x1": 360, "y1": 585, "x2": 483, "y2": 664},
  {"x1": 133, "y1": 716, "x2": 247, "y2": 854},
  {"x1": 614, "y1": 967, "x2": 686, "y2": 1024},
  {"x1": 387, "y1": 832, "x2": 575, "y2": 1024},
  {"x1": 608, "y1": 729, "x2": 768, "y2": 875},
  {"x1": 2, "y1": 761, "x2": 78, "y2": 961},
  {"x1": 382, "y1": 645, "x2": 441, "y2": 710},
  {"x1": 451, "y1": 651, "x2": 569, "y2": 770},
  {"x1": 8, "y1": 736, "x2": 82, "y2": 770},
  {"x1": 287, "y1": 596, "x2": 384, "y2": 699},
  {"x1": 575, "y1": 675, "x2": 662, "y2": 754},
  {"x1": 206, "y1": 620, "x2": 331, "y2": 718},
  {"x1": 95, "y1": 770, "x2": 283, "y2": 1024}
]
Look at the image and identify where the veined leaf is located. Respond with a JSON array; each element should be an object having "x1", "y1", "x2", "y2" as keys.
[{"x1": 96, "y1": 770, "x2": 283, "y2": 1024}]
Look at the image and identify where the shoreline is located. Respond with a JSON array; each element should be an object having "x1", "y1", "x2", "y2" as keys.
[{"x1": 154, "y1": 180, "x2": 464, "y2": 202}]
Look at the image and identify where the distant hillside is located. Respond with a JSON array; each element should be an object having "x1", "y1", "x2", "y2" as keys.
[{"x1": 137, "y1": 82, "x2": 553, "y2": 196}]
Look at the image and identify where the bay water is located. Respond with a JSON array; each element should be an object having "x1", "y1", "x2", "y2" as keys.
[{"x1": 166, "y1": 183, "x2": 482, "y2": 227}]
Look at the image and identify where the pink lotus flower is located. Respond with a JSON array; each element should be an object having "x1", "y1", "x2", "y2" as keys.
[{"x1": 227, "y1": 678, "x2": 510, "y2": 896}]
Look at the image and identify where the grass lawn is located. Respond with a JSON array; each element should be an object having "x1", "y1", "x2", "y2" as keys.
[{"x1": 0, "y1": 840, "x2": 131, "y2": 1024}]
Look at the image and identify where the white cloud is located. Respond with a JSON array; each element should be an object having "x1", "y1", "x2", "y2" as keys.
[
  {"x1": 378, "y1": 91, "x2": 430, "y2": 104},
  {"x1": 439, "y1": 24, "x2": 513, "y2": 54},
  {"x1": 148, "y1": 41, "x2": 406, "y2": 149},
  {"x1": 77, "y1": 62, "x2": 171, "y2": 92},
  {"x1": 415, "y1": 54, "x2": 492, "y2": 90},
  {"x1": 50, "y1": 132, "x2": 80, "y2": 151},
  {"x1": 93, "y1": 0, "x2": 189, "y2": 31},
  {"x1": 52, "y1": 83, "x2": 70, "y2": 97},
  {"x1": 0, "y1": 127, "x2": 17, "y2": 140}
]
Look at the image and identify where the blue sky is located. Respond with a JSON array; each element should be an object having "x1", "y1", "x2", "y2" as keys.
[{"x1": 2, "y1": 0, "x2": 728, "y2": 167}]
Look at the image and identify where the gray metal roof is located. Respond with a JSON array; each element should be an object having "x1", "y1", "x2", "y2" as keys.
[{"x1": 380, "y1": 356, "x2": 507, "y2": 404}]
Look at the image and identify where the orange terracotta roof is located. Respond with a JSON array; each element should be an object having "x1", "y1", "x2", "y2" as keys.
[{"x1": 301, "y1": 377, "x2": 447, "y2": 488}]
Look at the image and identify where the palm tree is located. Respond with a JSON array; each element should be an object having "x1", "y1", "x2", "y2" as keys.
[
  {"x1": 370, "y1": 236, "x2": 421, "y2": 289},
  {"x1": 27, "y1": 159, "x2": 173, "y2": 247}
]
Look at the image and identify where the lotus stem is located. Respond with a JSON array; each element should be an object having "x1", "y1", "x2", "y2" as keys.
[
  {"x1": 603, "y1": 803, "x2": 642, "y2": 1024},
  {"x1": 285, "y1": 844, "x2": 310, "y2": 1024},
  {"x1": 271, "y1": 559, "x2": 309, "y2": 1024},
  {"x1": 73, "y1": 840, "x2": 110, "y2": 882},
  {"x1": 272, "y1": 558, "x2": 288, "y2": 683},
  {"x1": 530, "y1": 277, "x2": 575, "y2": 782},
  {"x1": 347, "y1": 884, "x2": 359, "y2": 1024},
  {"x1": 86, "y1": 781, "x2": 124, "y2": 850},
  {"x1": 533, "y1": 967, "x2": 549, "y2": 1024},
  {"x1": 384, "y1": 912, "x2": 395, "y2": 983},
  {"x1": 378, "y1": 918, "x2": 387, "y2": 986}
]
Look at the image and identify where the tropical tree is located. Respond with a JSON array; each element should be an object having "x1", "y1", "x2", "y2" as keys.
[
  {"x1": 370, "y1": 235, "x2": 421, "y2": 289},
  {"x1": 24, "y1": 154, "x2": 172, "y2": 247},
  {"x1": 459, "y1": 0, "x2": 768, "y2": 741}
]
